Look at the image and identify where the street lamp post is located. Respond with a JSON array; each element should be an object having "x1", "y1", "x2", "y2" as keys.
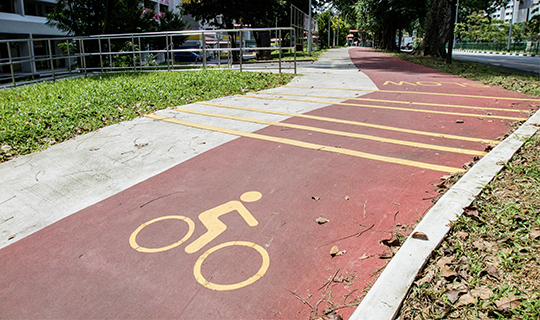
[
  {"x1": 328, "y1": 9, "x2": 331, "y2": 49},
  {"x1": 308, "y1": 0, "x2": 312, "y2": 55},
  {"x1": 507, "y1": 0, "x2": 516, "y2": 52},
  {"x1": 453, "y1": 0, "x2": 459, "y2": 48}
]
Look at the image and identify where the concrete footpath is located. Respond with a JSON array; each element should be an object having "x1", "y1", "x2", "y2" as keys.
[{"x1": 0, "y1": 48, "x2": 539, "y2": 319}]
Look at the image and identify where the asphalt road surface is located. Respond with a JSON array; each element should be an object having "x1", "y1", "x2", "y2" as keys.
[{"x1": 452, "y1": 51, "x2": 540, "y2": 75}]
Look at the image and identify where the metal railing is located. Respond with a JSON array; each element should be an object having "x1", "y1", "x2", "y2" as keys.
[
  {"x1": 453, "y1": 41, "x2": 540, "y2": 55},
  {"x1": 0, "y1": 27, "x2": 296, "y2": 88}
]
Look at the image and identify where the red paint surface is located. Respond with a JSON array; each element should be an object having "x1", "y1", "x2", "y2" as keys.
[{"x1": 0, "y1": 48, "x2": 536, "y2": 319}]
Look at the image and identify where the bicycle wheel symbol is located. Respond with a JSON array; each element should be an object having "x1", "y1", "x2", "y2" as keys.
[{"x1": 129, "y1": 191, "x2": 270, "y2": 291}]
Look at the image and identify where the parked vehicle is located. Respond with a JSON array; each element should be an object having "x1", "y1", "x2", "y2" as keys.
[
  {"x1": 401, "y1": 42, "x2": 413, "y2": 50},
  {"x1": 220, "y1": 50, "x2": 229, "y2": 59},
  {"x1": 174, "y1": 51, "x2": 201, "y2": 62}
]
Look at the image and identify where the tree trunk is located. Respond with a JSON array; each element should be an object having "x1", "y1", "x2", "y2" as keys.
[
  {"x1": 446, "y1": 0, "x2": 457, "y2": 64},
  {"x1": 379, "y1": 25, "x2": 398, "y2": 51},
  {"x1": 254, "y1": 31, "x2": 271, "y2": 60},
  {"x1": 414, "y1": 0, "x2": 451, "y2": 57}
]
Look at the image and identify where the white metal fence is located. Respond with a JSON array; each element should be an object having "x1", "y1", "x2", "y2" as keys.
[{"x1": 0, "y1": 27, "x2": 296, "y2": 88}]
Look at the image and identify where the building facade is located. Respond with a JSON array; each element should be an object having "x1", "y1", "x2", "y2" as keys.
[{"x1": 489, "y1": 0, "x2": 540, "y2": 23}]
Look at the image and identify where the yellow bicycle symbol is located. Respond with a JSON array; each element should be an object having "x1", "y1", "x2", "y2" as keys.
[{"x1": 129, "y1": 191, "x2": 269, "y2": 291}]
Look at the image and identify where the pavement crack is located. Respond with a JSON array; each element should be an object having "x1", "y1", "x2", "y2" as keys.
[
  {"x1": 1, "y1": 216, "x2": 14, "y2": 224},
  {"x1": 139, "y1": 191, "x2": 186, "y2": 208},
  {"x1": 0, "y1": 195, "x2": 16, "y2": 206},
  {"x1": 35, "y1": 170, "x2": 45, "y2": 181}
]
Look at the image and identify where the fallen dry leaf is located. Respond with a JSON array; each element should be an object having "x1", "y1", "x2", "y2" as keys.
[
  {"x1": 8, "y1": 235, "x2": 15, "y2": 240},
  {"x1": 470, "y1": 286, "x2": 493, "y2": 300},
  {"x1": 455, "y1": 293, "x2": 476, "y2": 307},
  {"x1": 440, "y1": 265, "x2": 458, "y2": 279},
  {"x1": 379, "y1": 252, "x2": 393, "y2": 259},
  {"x1": 436, "y1": 256, "x2": 454, "y2": 268},
  {"x1": 335, "y1": 250, "x2": 346, "y2": 256},
  {"x1": 381, "y1": 237, "x2": 401, "y2": 247},
  {"x1": 486, "y1": 265, "x2": 500, "y2": 280},
  {"x1": 330, "y1": 245, "x2": 339, "y2": 256},
  {"x1": 417, "y1": 269, "x2": 436, "y2": 286},
  {"x1": 358, "y1": 253, "x2": 370, "y2": 260},
  {"x1": 89, "y1": 147, "x2": 100, "y2": 151},
  {"x1": 315, "y1": 217, "x2": 330, "y2": 225},
  {"x1": 313, "y1": 312, "x2": 343, "y2": 320},
  {"x1": 411, "y1": 231, "x2": 429, "y2": 240},
  {"x1": 530, "y1": 227, "x2": 540, "y2": 240},
  {"x1": 344, "y1": 195, "x2": 350, "y2": 200},
  {"x1": 447, "y1": 288, "x2": 467, "y2": 303},
  {"x1": 457, "y1": 231, "x2": 469, "y2": 239},
  {"x1": 456, "y1": 119, "x2": 464, "y2": 123},
  {"x1": 494, "y1": 294, "x2": 522, "y2": 312},
  {"x1": 472, "y1": 239, "x2": 493, "y2": 251},
  {"x1": 312, "y1": 196, "x2": 321, "y2": 201},
  {"x1": 463, "y1": 206, "x2": 479, "y2": 217}
]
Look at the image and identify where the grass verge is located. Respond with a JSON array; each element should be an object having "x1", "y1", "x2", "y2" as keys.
[
  {"x1": 389, "y1": 52, "x2": 540, "y2": 97},
  {"x1": 0, "y1": 70, "x2": 295, "y2": 162},
  {"x1": 397, "y1": 133, "x2": 540, "y2": 319}
]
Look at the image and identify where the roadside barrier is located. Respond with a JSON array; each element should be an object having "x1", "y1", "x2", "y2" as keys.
[{"x1": 0, "y1": 27, "x2": 296, "y2": 88}]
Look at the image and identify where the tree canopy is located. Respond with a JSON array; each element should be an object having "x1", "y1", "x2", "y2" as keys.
[
  {"x1": 354, "y1": 0, "x2": 429, "y2": 50},
  {"x1": 47, "y1": 0, "x2": 187, "y2": 36},
  {"x1": 415, "y1": 0, "x2": 512, "y2": 58}
]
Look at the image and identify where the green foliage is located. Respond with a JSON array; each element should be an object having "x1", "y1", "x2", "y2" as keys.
[
  {"x1": 47, "y1": 0, "x2": 187, "y2": 36},
  {"x1": 316, "y1": 11, "x2": 350, "y2": 49},
  {"x1": 353, "y1": 0, "x2": 428, "y2": 50},
  {"x1": 181, "y1": 0, "x2": 284, "y2": 29},
  {"x1": 456, "y1": 10, "x2": 531, "y2": 44},
  {"x1": 523, "y1": 15, "x2": 540, "y2": 41},
  {"x1": 0, "y1": 71, "x2": 295, "y2": 162},
  {"x1": 459, "y1": 0, "x2": 511, "y2": 17}
]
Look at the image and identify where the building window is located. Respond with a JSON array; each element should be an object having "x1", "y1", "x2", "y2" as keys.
[
  {"x1": 25, "y1": 1, "x2": 55, "y2": 17},
  {"x1": 0, "y1": 0, "x2": 16, "y2": 13}
]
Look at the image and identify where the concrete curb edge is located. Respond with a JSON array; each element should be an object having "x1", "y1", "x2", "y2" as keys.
[
  {"x1": 349, "y1": 108, "x2": 540, "y2": 320},
  {"x1": 454, "y1": 49, "x2": 537, "y2": 57}
]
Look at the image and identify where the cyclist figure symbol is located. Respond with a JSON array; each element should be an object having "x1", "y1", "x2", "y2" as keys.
[{"x1": 129, "y1": 191, "x2": 269, "y2": 291}]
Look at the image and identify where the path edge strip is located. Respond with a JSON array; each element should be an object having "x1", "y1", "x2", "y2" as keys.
[{"x1": 349, "y1": 108, "x2": 540, "y2": 320}]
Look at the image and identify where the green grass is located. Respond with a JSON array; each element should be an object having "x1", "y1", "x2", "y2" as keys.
[
  {"x1": 388, "y1": 52, "x2": 540, "y2": 97},
  {"x1": 0, "y1": 70, "x2": 295, "y2": 162},
  {"x1": 265, "y1": 47, "x2": 329, "y2": 61}
]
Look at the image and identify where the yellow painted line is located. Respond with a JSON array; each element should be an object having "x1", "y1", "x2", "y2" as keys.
[
  {"x1": 254, "y1": 92, "x2": 526, "y2": 113},
  {"x1": 145, "y1": 113, "x2": 466, "y2": 174},
  {"x1": 287, "y1": 85, "x2": 540, "y2": 102},
  {"x1": 198, "y1": 101, "x2": 500, "y2": 144},
  {"x1": 236, "y1": 94, "x2": 528, "y2": 121},
  {"x1": 174, "y1": 107, "x2": 487, "y2": 156}
]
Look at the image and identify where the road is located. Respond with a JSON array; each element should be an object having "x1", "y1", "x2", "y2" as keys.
[
  {"x1": 452, "y1": 51, "x2": 540, "y2": 75},
  {"x1": 0, "y1": 47, "x2": 537, "y2": 320}
]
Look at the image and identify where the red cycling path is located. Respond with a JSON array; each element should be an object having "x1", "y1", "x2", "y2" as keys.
[{"x1": 0, "y1": 48, "x2": 536, "y2": 319}]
